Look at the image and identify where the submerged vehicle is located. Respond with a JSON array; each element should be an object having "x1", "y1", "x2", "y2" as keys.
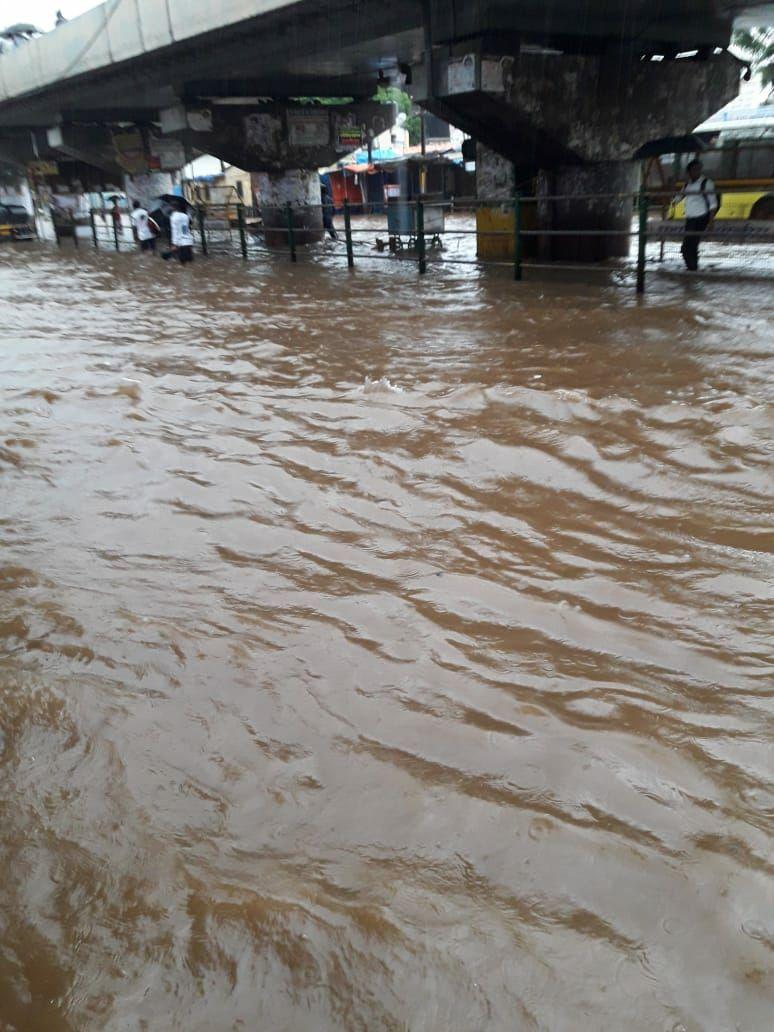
[{"x1": 0, "y1": 202, "x2": 35, "y2": 240}]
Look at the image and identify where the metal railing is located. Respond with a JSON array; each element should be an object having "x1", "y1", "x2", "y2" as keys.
[{"x1": 73, "y1": 193, "x2": 774, "y2": 294}]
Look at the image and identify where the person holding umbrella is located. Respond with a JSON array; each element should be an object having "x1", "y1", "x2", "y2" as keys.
[
  {"x1": 152, "y1": 187, "x2": 188, "y2": 247},
  {"x1": 109, "y1": 195, "x2": 123, "y2": 237},
  {"x1": 673, "y1": 158, "x2": 719, "y2": 272},
  {"x1": 163, "y1": 196, "x2": 195, "y2": 264}
]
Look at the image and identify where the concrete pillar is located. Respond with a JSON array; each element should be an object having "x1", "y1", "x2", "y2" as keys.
[
  {"x1": 474, "y1": 146, "x2": 515, "y2": 261},
  {"x1": 123, "y1": 172, "x2": 175, "y2": 210},
  {"x1": 475, "y1": 146, "x2": 514, "y2": 201},
  {"x1": 538, "y1": 161, "x2": 639, "y2": 261},
  {"x1": 251, "y1": 169, "x2": 323, "y2": 248},
  {"x1": 422, "y1": 46, "x2": 736, "y2": 262}
]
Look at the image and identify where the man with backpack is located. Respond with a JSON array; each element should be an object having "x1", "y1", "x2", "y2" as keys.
[{"x1": 675, "y1": 159, "x2": 719, "y2": 271}]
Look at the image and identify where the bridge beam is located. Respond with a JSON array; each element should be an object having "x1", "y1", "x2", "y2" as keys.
[
  {"x1": 41, "y1": 124, "x2": 182, "y2": 213},
  {"x1": 160, "y1": 100, "x2": 393, "y2": 247},
  {"x1": 160, "y1": 101, "x2": 393, "y2": 173},
  {"x1": 47, "y1": 125, "x2": 126, "y2": 179}
]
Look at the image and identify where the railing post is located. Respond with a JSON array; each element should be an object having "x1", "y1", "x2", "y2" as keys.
[
  {"x1": 343, "y1": 198, "x2": 354, "y2": 268},
  {"x1": 636, "y1": 190, "x2": 648, "y2": 295},
  {"x1": 286, "y1": 202, "x2": 297, "y2": 262},
  {"x1": 197, "y1": 205, "x2": 208, "y2": 256},
  {"x1": 237, "y1": 203, "x2": 248, "y2": 259},
  {"x1": 416, "y1": 198, "x2": 426, "y2": 275},
  {"x1": 90, "y1": 209, "x2": 98, "y2": 249},
  {"x1": 513, "y1": 192, "x2": 522, "y2": 281},
  {"x1": 113, "y1": 214, "x2": 120, "y2": 252}
]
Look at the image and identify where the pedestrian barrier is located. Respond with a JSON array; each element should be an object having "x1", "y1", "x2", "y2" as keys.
[
  {"x1": 641, "y1": 189, "x2": 774, "y2": 280},
  {"x1": 87, "y1": 209, "x2": 133, "y2": 251},
  {"x1": 77, "y1": 194, "x2": 774, "y2": 293}
]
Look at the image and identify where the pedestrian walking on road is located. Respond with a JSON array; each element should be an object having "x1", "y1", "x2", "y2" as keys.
[
  {"x1": 130, "y1": 200, "x2": 159, "y2": 253},
  {"x1": 163, "y1": 198, "x2": 194, "y2": 264},
  {"x1": 109, "y1": 195, "x2": 123, "y2": 236},
  {"x1": 320, "y1": 179, "x2": 338, "y2": 240},
  {"x1": 674, "y1": 159, "x2": 718, "y2": 271}
]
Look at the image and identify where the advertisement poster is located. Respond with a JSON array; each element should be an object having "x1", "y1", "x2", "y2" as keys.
[{"x1": 287, "y1": 110, "x2": 329, "y2": 148}]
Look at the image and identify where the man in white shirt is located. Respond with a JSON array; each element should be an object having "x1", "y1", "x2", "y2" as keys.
[
  {"x1": 166, "y1": 199, "x2": 194, "y2": 264},
  {"x1": 130, "y1": 201, "x2": 158, "y2": 252},
  {"x1": 675, "y1": 159, "x2": 718, "y2": 271}
]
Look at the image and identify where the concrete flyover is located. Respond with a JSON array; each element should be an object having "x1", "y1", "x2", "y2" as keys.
[{"x1": 1, "y1": 0, "x2": 773, "y2": 255}]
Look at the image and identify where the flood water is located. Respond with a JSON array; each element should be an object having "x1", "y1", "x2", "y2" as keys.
[{"x1": 1, "y1": 243, "x2": 772, "y2": 1031}]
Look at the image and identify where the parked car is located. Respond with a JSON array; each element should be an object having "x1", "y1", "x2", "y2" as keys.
[{"x1": 0, "y1": 203, "x2": 35, "y2": 241}]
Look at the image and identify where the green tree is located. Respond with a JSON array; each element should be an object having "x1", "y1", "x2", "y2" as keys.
[
  {"x1": 733, "y1": 27, "x2": 774, "y2": 87},
  {"x1": 374, "y1": 85, "x2": 422, "y2": 146}
]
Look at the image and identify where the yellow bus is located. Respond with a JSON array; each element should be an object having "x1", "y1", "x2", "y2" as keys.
[{"x1": 651, "y1": 139, "x2": 774, "y2": 221}]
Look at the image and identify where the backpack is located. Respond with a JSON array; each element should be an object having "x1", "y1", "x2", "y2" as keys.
[{"x1": 699, "y1": 177, "x2": 721, "y2": 213}]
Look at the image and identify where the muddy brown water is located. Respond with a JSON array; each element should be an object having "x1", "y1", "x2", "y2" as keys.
[{"x1": 1, "y1": 244, "x2": 772, "y2": 1031}]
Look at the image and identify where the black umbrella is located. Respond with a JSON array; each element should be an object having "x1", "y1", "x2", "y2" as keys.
[
  {"x1": 634, "y1": 133, "x2": 717, "y2": 159},
  {"x1": 159, "y1": 193, "x2": 192, "y2": 208}
]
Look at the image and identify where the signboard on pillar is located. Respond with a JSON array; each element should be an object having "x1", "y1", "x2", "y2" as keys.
[
  {"x1": 245, "y1": 112, "x2": 283, "y2": 151},
  {"x1": 112, "y1": 129, "x2": 147, "y2": 174},
  {"x1": 150, "y1": 136, "x2": 186, "y2": 171},
  {"x1": 334, "y1": 113, "x2": 363, "y2": 152},
  {"x1": 481, "y1": 57, "x2": 509, "y2": 94},
  {"x1": 160, "y1": 105, "x2": 188, "y2": 134},
  {"x1": 287, "y1": 109, "x2": 329, "y2": 147},
  {"x1": 161, "y1": 105, "x2": 212, "y2": 134},
  {"x1": 447, "y1": 54, "x2": 477, "y2": 94},
  {"x1": 187, "y1": 109, "x2": 212, "y2": 132},
  {"x1": 336, "y1": 127, "x2": 363, "y2": 151}
]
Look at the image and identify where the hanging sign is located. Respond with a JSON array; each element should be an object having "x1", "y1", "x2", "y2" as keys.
[{"x1": 336, "y1": 127, "x2": 363, "y2": 151}]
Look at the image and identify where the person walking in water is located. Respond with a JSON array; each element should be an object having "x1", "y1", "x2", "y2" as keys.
[
  {"x1": 674, "y1": 159, "x2": 718, "y2": 271},
  {"x1": 320, "y1": 179, "x2": 338, "y2": 240},
  {"x1": 109, "y1": 196, "x2": 123, "y2": 239},
  {"x1": 130, "y1": 200, "x2": 158, "y2": 253},
  {"x1": 164, "y1": 198, "x2": 194, "y2": 264}
]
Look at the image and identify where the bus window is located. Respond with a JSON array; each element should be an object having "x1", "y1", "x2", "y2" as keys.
[
  {"x1": 698, "y1": 150, "x2": 724, "y2": 178},
  {"x1": 736, "y1": 144, "x2": 774, "y2": 180}
]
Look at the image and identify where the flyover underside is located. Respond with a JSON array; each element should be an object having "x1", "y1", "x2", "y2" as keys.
[
  {"x1": 417, "y1": 47, "x2": 741, "y2": 166},
  {"x1": 0, "y1": 0, "x2": 754, "y2": 128},
  {"x1": 424, "y1": 93, "x2": 578, "y2": 170}
]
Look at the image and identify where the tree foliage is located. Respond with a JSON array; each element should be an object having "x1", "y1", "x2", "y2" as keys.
[
  {"x1": 374, "y1": 85, "x2": 422, "y2": 146},
  {"x1": 733, "y1": 27, "x2": 774, "y2": 87}
]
